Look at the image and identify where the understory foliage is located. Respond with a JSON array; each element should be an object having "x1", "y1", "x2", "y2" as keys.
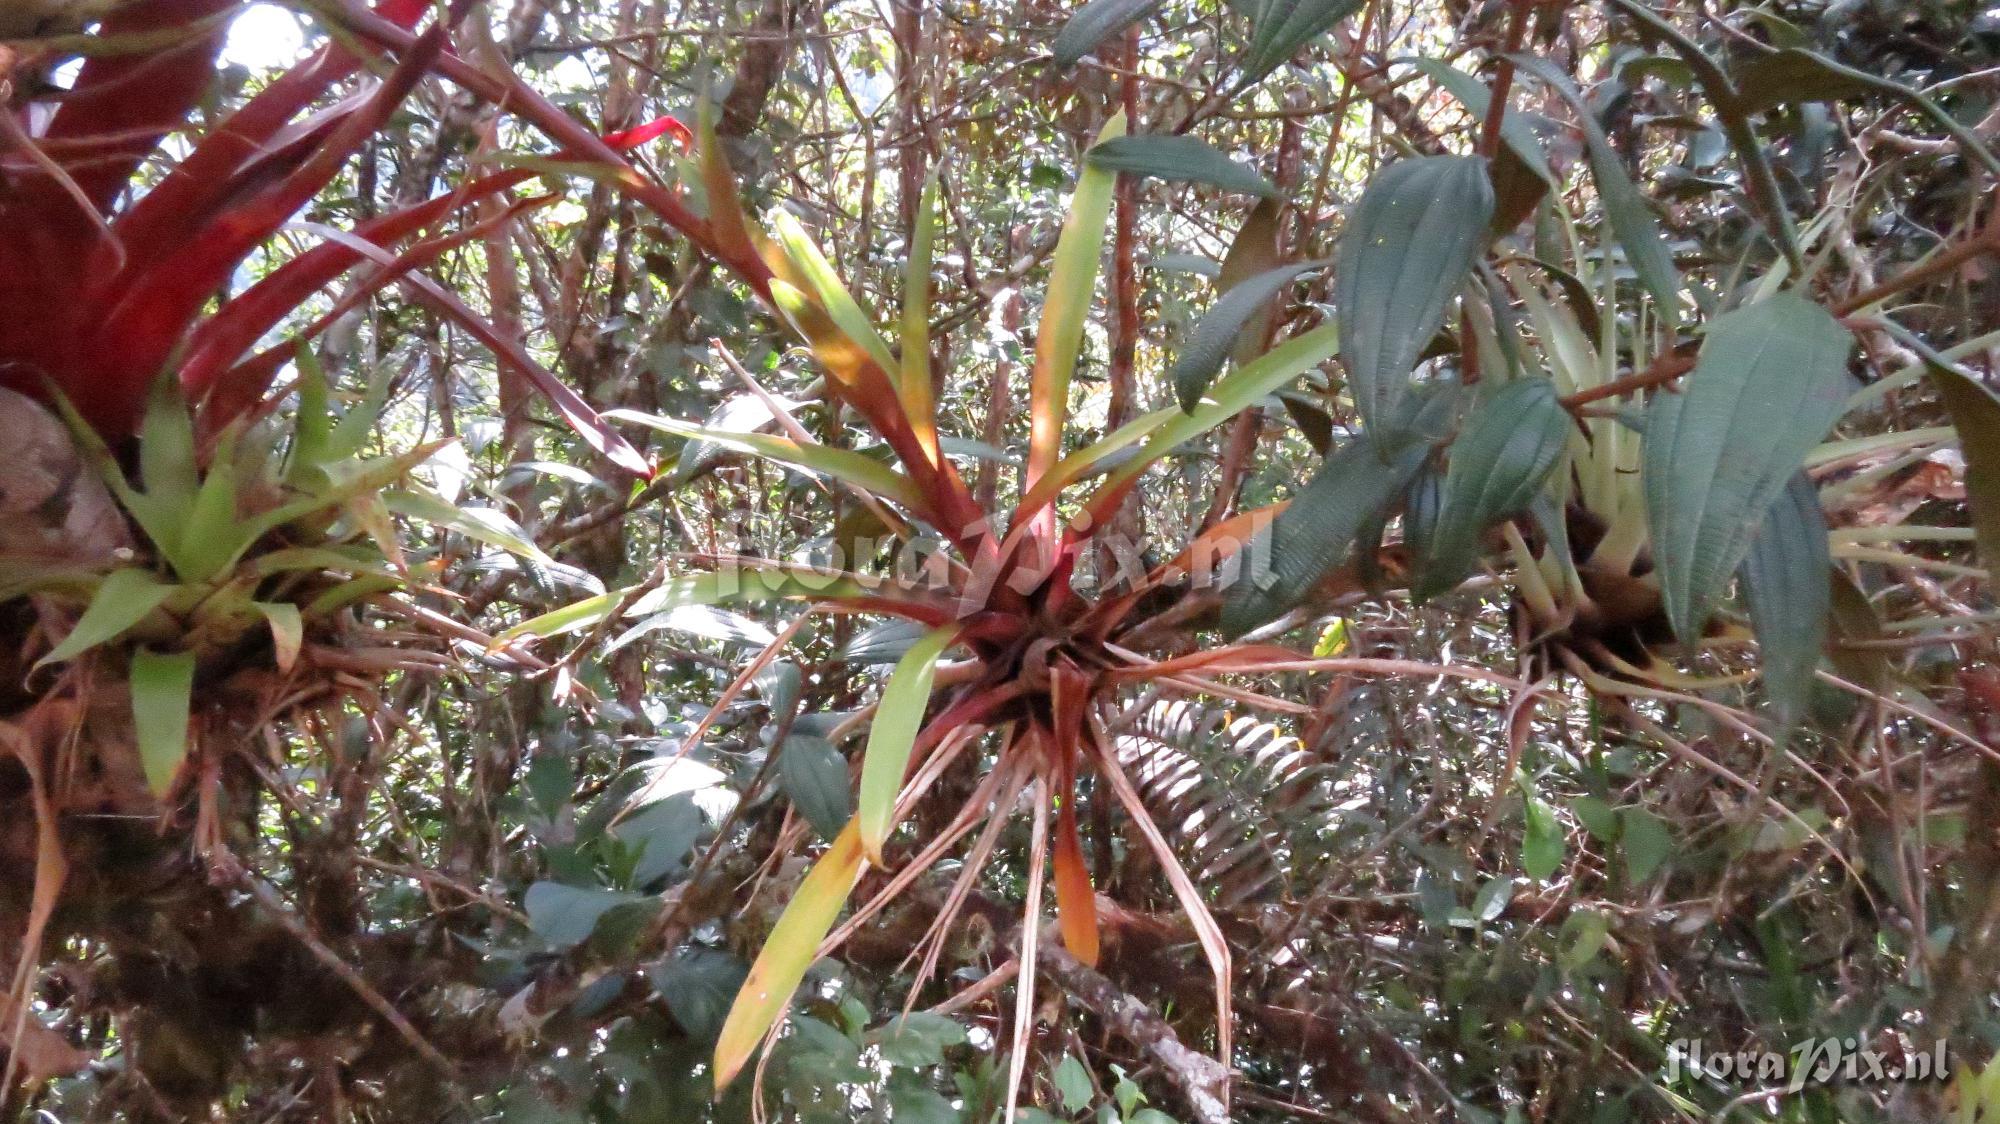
[{"x1": 4, "y1": 0, "x2": 2000, "y2": 1121}]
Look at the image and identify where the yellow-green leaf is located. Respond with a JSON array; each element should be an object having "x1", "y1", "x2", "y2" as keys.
[
  {"x1": 131, "y1": 647, "x2": 196, "y2": 797},
  {"x1": 901, "y1": 172, "x2": 941, "y2": 461},
  {"x1": 1078, "y1": 321, "x2": 1341, "y2": 514},
  {"x1": 36, "y1": 568, "x2": 175, "y2": 669},
  {"x1": 1027, "y1": 111, "x2": 1125, "y2": 488},
  {"x1": 253, "y1": 601, "x2": 304, "y2": 673},
  {"x1": 714, "y1": 818, "x2": 868, "y2": 1089},
  {"x1": 769, "y1": 210, "x2": 899, "y2": 377},
  {"x1": 606, "y1": 409, "x2": 926, "y2": 512},
  {"x1": 856, "y1": 623, "x2": 961, "y2": 865}
]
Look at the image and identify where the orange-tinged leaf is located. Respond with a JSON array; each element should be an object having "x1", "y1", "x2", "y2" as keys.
[
  {"x1": 1027, "y1": 111, "x2": 1126, "y2": 490},
  {"x1": 857, "y1": 623, "x2": 963, "y2": 864},
  {"x1": 769, "y1": 210, "x2": 900, "y2": 377},
  {"x1": 713, "y1": 819, "x2": 867, "y2": 1089},
  {"x1": 900, "y1": 173, "x2": 942, "y2": 464},
  {"x1": 1052, "y1": 799, "x2": 1098, "y2": 965},
  {"x1": 697, "y1": 102, "x2": 758, "y2": 265}
]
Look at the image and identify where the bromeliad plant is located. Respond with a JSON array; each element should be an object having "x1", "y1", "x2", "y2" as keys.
[
  {"x1": 497, "y1": 116, "x2": 1520, "y2": 1113},
  {"x1": 0, "y1": 0, "x2": 649, "y2": 465}
]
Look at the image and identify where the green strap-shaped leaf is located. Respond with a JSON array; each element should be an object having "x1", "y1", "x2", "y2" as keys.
[
  {"x1": 1510, "y1": 54, "x2": 1682, "y2": 329},
  {"x1": 1925, "y1": 362, "x2": 2000, "y2": 583},
  {"x1": 714, "y1": 819, "x2": 867, "y2": 1089},
  {"x1": 384, "y1": 488, "x2": 556, "y2": 567},
  {"x1": 131, "y1": 647, "x2": 196, "y2": 797},
  {"x1": 856, "y1": 623, "x2": 961, "y2": 864},
  {"x1": 1414, "y1": 377, "x2": 1572, "y2": 600},
  {"x1": 606, "y1": 410, "x2": 926, "y2": 512},
  {"x1": 1052, "y1": 0, "x2": 1161, "y2": 66},
  {"x1": 1075, "y1": 322, "x2": 1341, "y2": 514},
  {"x1": 1228, "y1": 0, "x2": 1365, "y2": 91},
  {"x1": 1220, "y1": 387, "x2": 1458, "y2": 635},
  {"x1": 1086, "y1": 134, "x2": 1278, "y2": 198},
  {"x1": 36, "y1": 568, "x2": 175, "y2": 669},
  {"x1": 769, "y1": 210, "x2": 899, "y2": 377},
  {"x1": 1739, "y1": 473, "x2": 1830, "y2": 735},
  {"x1": 900, "y1": 172, "x2": 941, "y2": 446},
  {"x1": 494, "y1": 588, "x2": 627, "y2": 645},
  {"x1": 523, "y1": 882, "x2": 647, "y2": 949},
  {"x1": 138, "y1": 377, "x2": 199, "y2": 520},
  {"x1": 1642, "y1": 291, "x2": 1854, "y2": 642},
  {"x1": 1335, "y1": 155, "x2": 1493, "y2": 436},
  {"x1": 1170, "y1": 260, "x2": 1327, "y2": 414},
  {"x1": 1027, "y1": 112, "x2": 1126, "y2": 487}
]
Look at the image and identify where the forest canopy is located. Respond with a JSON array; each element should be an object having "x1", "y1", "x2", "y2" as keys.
[{"x1": 3, "y1": 0, "x2": 2000, "y2": 1120}]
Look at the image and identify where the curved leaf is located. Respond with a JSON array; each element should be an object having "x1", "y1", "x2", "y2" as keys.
[
  {"x1": 1414, "y1": 377, "x2": 1572, "y2": 599},
  {"x1": 714, "y1": 819, "x2": 867, "y2": 1089},
  {"x1": 606, "y1": 409, "x2": 926, "y2": 512},
  {"x1": 1219, "y1": 389, "x2": 1458, "y2": 635},
  {"x1": 769, "y1": 210, "x2": 899, "y2": 377},
  {"x1": 35, "y1": 568, "x2": 175, "y2": 669},
  {"x1": 856, "y1": 623, "x2": 962, "y2": 864},
  {"x1": 1170, "y1": 260, "x2": 1327, "y2": 413},
  {"x1": 1229, "y1": 0, "x2": 1366, "y2": 90},
  {"x1": 1510, "y1": 54, "x2": 1682, "y2": 328},
  {"x1": 1028, "y1": 112, "x2": 1127, "y2": 487},
  {"x1": 1740, "y1": 473, "x2": 1830, "y2": 734},
  {"x1": 1087, "y1": 135, "x2": 1277, "y2": 198},
  {"x1": 1335, "y1": 156, "x2": 1493, "y2": 436},
  {"x1": 1052, "y1": 0, "x2": 1162, "y2": 66},
  {"x1": 1643, "y1": 292, "x2": 1854, "y2": 642}
]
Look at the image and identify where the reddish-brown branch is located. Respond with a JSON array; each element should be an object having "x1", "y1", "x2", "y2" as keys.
[
  {"x1": 1560, "y1": 349, "x2": 1697, "y2": 411},
  {"x1": 1476, "y1": 0, "x2": 1536, "y2": 159}
]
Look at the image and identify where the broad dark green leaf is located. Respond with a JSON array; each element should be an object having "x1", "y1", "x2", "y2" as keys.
[
  {"x1": 649, "y1": 947, "x2": 749, "y2": 1041},
  {"x1": 1052, "y1": 0, "x2": 1160, "y2": 66},
  {"x1": 525, "y1": 882, "x2": 647, "y2": 948},
  {"x1": 1642, "y1": 292, "x2": 1853, "y2": 643},
  {"x1": 1228, "y1": 0, "x2": 1366, "y2": 90},
  {"x1": 1739, "y1": 473, "x2": 1830, "y2": 734},
  {"x1": 614, "y1": 794, "x2": 703, "y2": 886},
  {"x1": 1278, "y1": 390, "x2": 1334, "y2": 455},
  {"x1": 1087, "y1": 134, "x2": 1277, "y2": 197},
  {"x1": 1510, "y1": 55, "x2": 1682, "y2": 329},
  {"x1": 841, "y1": 619, "x2": 928, "y2": 664},
  {"x1": 1335, "y1": 156, "x2": 1493, "y2": 435},
  {"x1": 869, "y1": 1012, "x2": 969, "y2": 1068},
  {"x1": 1221, "y1": 387, "x2": 1457, "y2": 635},
  {"x1": 131, "y1": 646, "x2": 196, "y2": 797},
  {"x1": 1926, "y1": 363, "x2": 2000, "y2": 582},
  {"x1": 1170, "y1": 261, "x2": 1326, "y2": 413},
  {"x1": 779, "y1": 734, "x2": 853, "y2": 842},
  {"x1": 1733, "y1": 48, "x2": 1875, "y2": 114},
  {"x1": 1414, "y1": 377, "x2": 1571, "y2": 600}
]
